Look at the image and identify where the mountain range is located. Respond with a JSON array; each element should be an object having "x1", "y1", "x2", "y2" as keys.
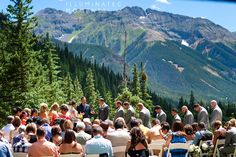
[{"x1": 35, "y1": 7, "x2": 236, "y2": 102}]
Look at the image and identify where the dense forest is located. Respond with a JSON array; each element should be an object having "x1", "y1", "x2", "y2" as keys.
[{"x1": 0, "y1": 0, "x2": 235, "y2": 127}]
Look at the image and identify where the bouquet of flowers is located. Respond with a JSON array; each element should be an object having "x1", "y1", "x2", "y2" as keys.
[
  {"x1": 189, "y1": 144, "x2": 201, "y2": 157},
  {"x1": 201, "y1": 142, "x2": 214, "y2": 156}
]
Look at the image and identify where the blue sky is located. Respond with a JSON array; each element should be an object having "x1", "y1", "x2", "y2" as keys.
[{"x1": 1, "y1": 0, "x2": 236, "y2": 32}]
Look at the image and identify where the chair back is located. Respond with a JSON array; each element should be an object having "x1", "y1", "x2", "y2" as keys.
[
  {"x1": 113, "y1": 146, "x2": 126, "y2": 153},
  {"x1": 86, "y1": 155, "x2": 100, "y2": 157},
  {"x1": 213, "y1": 139, "x2": 225, "y2": 157},
  {"x1": 166, "y1": 143, "x2": 190, "y2": 157},
  {"x1": 59, "y1": 154, "x2": 83, "y2": 157},
  {"x1": 13, "y1": 153, "x2": 28, "y2": 157},
  {"x1": 148, "y1": 140, "x2": 165, "y2": 157}
]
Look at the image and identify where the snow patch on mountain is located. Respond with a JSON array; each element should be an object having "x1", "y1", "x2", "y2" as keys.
[
  {"x1": 200, "y1": 79, "x2": 220, "y2": 92},
  {"x1": 162, "y1": 59, "x2": 184, "y2": 73},
  {"x1": 203, "y1": 66, "x2": 222, "y2": 79},
  {"x1": 181, "y1": 40, "x2": 189, "y2": 47}
]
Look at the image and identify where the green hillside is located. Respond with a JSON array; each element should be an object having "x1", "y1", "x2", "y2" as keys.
[{"x1": 35, "y1": 7, "x2": 236, "y2": 102}]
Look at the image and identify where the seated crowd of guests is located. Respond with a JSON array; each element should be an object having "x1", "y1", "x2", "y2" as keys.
[{"x1": 0, "y1": 97, "x2": 235, "y2": 157}]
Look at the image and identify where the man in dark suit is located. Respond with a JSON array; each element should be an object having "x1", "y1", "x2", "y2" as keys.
[
  {"x1": 113, "y1": 100, "x2": 124, "y2": 123},
  {"x1": 77, "y1": 96, "x2": 93, "y2": 119},
  {"x1": 181, "y1": 106, "x2": 194, "y2": 125},
  {"x1": 98, "y1": 98, "x2": 109, "y2": 121},
  {"x1": 219, "y1": 120, "x2": 236, "y2": 157},
  {"x1": 123, "y1": 102, "x2": 135, "y2": 129},
  {"x1": 193, "y1": 104, "x2": 210, "y2": 128},
  {"x1": 155, "y1": 105, "x2": 167, "y2": 124}
]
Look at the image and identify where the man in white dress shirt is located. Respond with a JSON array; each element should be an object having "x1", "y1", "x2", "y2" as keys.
[
  {"x1": 107, "y1": 118, "x2": 130, "y2": 157},
  {"x1": 1, "y1": 116, "x2": 15, "y2": 143}
]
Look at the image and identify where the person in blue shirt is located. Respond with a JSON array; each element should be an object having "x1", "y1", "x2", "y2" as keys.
[
  {"x1": 85, "y1": 125, "x2": 113, "y2": 157},
  {"x1": 165, "y1": 121, "x2": 187, "y2": 157},
  {"x1": 0, "y1": 141, "x2": 13, "y2": 157},
  {"x1": 192, "y1": 122, "x2": 213, "y2": 146},
  {"x1": 41, "y1": 118, "x2": 52, "y2": 141}
]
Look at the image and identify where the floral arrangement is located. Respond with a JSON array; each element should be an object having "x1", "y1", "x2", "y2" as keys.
[
  {"x1": 201, "y1": 142, "x2": 214, "y2": 156},
  {"x1": 189, "y1": 144, "x2": 201, "y2": 157}
]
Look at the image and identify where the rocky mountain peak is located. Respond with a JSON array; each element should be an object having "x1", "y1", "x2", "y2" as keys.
[{"x1": 120, "y1": 6, "x2": 146, "y2": 17}]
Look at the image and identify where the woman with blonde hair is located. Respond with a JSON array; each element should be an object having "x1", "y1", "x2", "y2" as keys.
[
  {"x1": 48, "y1": 102, "x2": 59, "y2": 125},
  {"x1": 38, "y1": 103, "x2": 48, "y2": 119}
]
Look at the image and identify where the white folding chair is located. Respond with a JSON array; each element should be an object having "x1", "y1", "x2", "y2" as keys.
[
  {"x1": 186, "y1": 140, "x2": 193, "y2": 144},
  {"x1": 199, "y1": 140, "x2": 212, "y2": 157},
  {"x1": 148, "y1": 140, "x2": 166, "y2": 157},
  {"x1": 13, "y1": 152, "x2": 28, "y2": 157},
  {"x1": 213, "y1": 139, "x2": 225, "y2": 157},
  {"x1": 59, "y1": 154, "x2": 83, "y2": 157},
  {"x1": 86, "y1": 155, "x2": 100, "y2": 157},
  {"x1": 166, "y1": 143, "x2": 190, "y2": 157},
  {"x1": 112, "y1": 145, "x2": 126, "y2": 157}
]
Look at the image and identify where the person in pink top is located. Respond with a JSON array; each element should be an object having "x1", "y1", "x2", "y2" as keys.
[
  {"x1": 58, "y1": 104, "x2": 70, "y2": 120},
  {"x1": 28, "y1": 127, "x2": 58, "y2": 157}
]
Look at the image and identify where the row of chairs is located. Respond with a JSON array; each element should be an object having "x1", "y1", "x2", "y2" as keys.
[
  {"x1": 12, "y1": 141, "x2": 184, "y2": 157},
  {"x1": 12, "y1": 139, "x2": 236, "y2": 157},
  {"x1": 199, "y1": 139, "x2": 236, "y2": 157},
  {"x1": 13, "y1": 153, "x2": 100, "y2": 157},
  {"x1": 12, "y1": 140, "x2": 166, "y2": 157}
]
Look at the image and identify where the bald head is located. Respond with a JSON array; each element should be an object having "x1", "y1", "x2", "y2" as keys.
[
  {"x1": 181, "y1": 106, "x2": 188, "y2": 114},
  {"x1": 210, "y1": 100, "x2": 217, "y2": 109}
]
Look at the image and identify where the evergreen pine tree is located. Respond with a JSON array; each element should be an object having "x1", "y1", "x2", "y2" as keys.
[
  {"x1": 139, "y1": 62, "x2": 152, "y2": 109},
  {"x1": 63, "y1": 72, "x2": 74, "y2": 102},
  {"x1": 41, "y1": 33, "x2": 64, "y2": 104},
  {"x1": 0, "y1": 0, "x2": 37, "y2": 107},
  {"x1": 84, "y1": 68, "x2": 98, "y2": 111},
  {"x1": 189, "y1": 90, "x2": 195, "y2": 110},
  {"x1": 199, "y1": 99, "x2": 204, "y2": 106},
  {"x1": 116, "y1": 87, "x2": 133, "y2": 103},
  {"x1": 0, "y1": 13, "x2": 9, "y2": 122},
  {"x1": 184, "y1": 100, "x2": 189, "y2": 106},
  {"x1": 73, "y1": 76, "x2": 84, "y2": 103},
  {"x1": 178, "y1": 96, "x2": 184, "y2": 108},
  {"x1": 132, "y1": 64, "x2": 141, "y2": 96}
]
